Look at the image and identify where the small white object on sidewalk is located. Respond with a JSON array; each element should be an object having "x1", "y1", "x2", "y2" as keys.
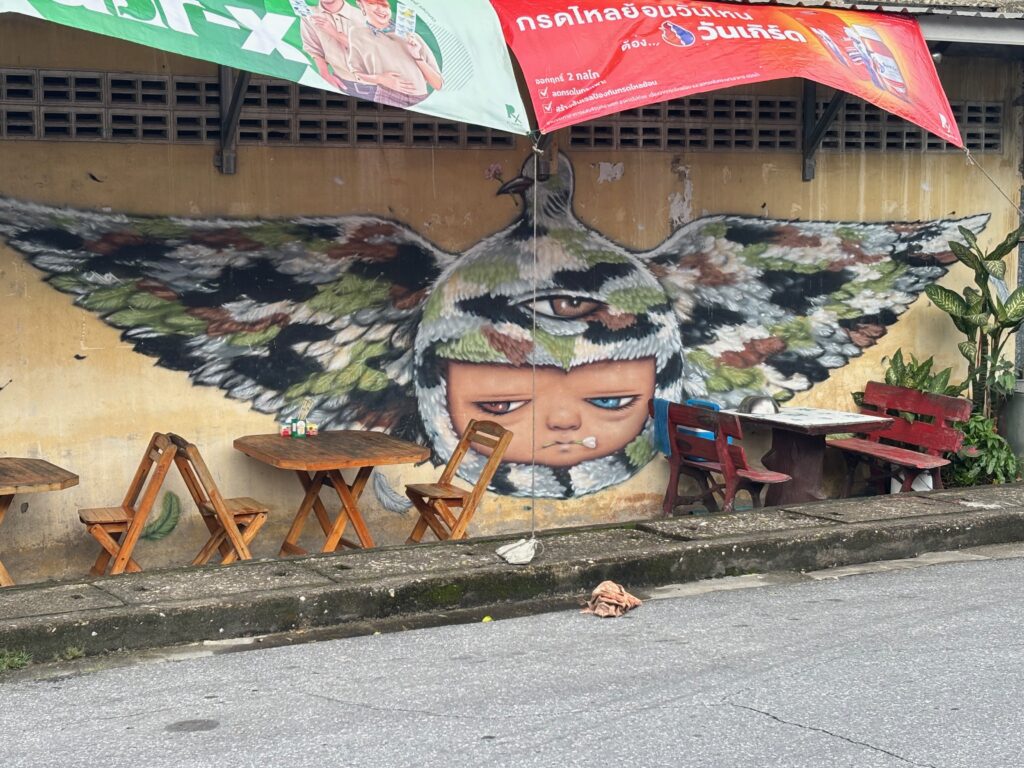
[{"x1": 496, "y1": 537, "x2": 539, "y2": 565}]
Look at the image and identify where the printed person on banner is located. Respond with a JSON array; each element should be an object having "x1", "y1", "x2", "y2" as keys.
[
  {"x1": 298, "y1": 0, "x2": 377, "y2": 100},
  {"x1": 347, "y1": 0, "x2": 443, "y2": 108}
]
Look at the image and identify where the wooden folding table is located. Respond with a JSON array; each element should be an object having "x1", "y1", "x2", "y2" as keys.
[
  {"x1": 234, "y1": 431, "x2": 429, "y2": 555},
  {"x1": 0, "y1": 458, "x2": 79, "y2": 587}
]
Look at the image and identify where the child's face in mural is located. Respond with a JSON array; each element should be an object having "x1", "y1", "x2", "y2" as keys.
[{"x1": 446, "y1": 359, "x2": 656, "y2": 467}]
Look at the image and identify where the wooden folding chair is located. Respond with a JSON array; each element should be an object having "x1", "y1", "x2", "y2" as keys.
[
  {"x1": 167, "y1": 434, "x2": 269, "y2": 566},
  {"x1": 79, "y1": 432, "x2": 177, "y2": 576},
  {"x1": 406, "y1": 420, "x2": 512, "y2": 543}
]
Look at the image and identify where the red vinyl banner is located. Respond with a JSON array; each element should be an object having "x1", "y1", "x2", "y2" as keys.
[{"x1": 490, "y1": 0, "x2": 962, "y2": 147}]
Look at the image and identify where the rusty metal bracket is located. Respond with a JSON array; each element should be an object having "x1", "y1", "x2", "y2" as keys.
[
  {"x1": 214, "y1": 66, "x2": 251, "y2": 175},
  {"x1": 802, "y1": 80, "x2": 846, "y2": 182}
]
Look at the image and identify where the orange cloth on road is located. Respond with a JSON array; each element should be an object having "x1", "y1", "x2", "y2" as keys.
[{"x1": 582, "y1": 580, "x2": 642, "y2": 618}]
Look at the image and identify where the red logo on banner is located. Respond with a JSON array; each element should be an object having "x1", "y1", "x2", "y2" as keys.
[{"x1": 489, "y1": 0, "x2": 961, "y2": 147}]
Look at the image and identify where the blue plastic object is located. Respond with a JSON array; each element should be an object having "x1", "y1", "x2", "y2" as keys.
[
  {"x1": 678, "y1": 398, "x2": 734, "y2": 463},
  {"x1": 684, "y1": 399, "x2": 733, "y2": 444}
]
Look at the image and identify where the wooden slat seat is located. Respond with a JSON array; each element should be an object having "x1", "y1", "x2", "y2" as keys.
[
  {"x1": 196, "y1": 496, "x2": 270, "y2": 518},
  {"x1": 737, "y1": 467, "x2": 792, "y2": 484},
  {"x1": 829, "y1": 382, "x2": 971, "y2": 495},
  {"x1": 79, "y1": 506, "x2": 132, "y2": 526},
  {"x1": 406, "y1": 420, "x2": 513, "y2": 544},
  {"x1": 650, "y1": 400, "x2": 791, "y2": 515},
  {"x1": 829, "y1": 437, "x2": 950, "y2": 470},
  {"x1": 405, "y1": 483, "x2": 470, "y2": 501}
]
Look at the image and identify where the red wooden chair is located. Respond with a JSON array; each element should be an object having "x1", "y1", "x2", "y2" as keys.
[
  {"x1": 649, "y1": 400, "x2": 790, "y2": 515},
  {"x1": 830, "y1": 381, "x2": 972, "y2": 495}
]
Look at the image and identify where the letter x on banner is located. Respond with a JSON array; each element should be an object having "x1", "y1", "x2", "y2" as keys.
[{"x1": 0, "y1": 0, "x2": 961, "y2": 146}]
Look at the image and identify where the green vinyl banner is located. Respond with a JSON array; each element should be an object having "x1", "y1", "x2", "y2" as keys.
[{"x1": 0, "y1": 0, "x2": 530, "y2": 134}]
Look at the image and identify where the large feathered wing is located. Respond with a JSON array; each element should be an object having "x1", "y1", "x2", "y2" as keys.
[
  {"x1": 643, "y1": 214, "x2": 991, "y2": 406},
  {"x1": 0, "y1": 198, "x2": 455, "y2": 441}
]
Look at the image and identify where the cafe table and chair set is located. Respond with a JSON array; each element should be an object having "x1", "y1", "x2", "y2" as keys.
[{"x1": 0, "y1": 381, "x2": 968, "y2": 587}]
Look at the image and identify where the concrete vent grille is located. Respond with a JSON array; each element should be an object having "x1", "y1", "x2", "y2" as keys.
[
  {"x1": 570, "y1": 97, "x2": 802, "y2": 151},
  {"x1": 0, "y1": 68, "x2": 515, "y2": 148},
  {"x1": 570, "y1": 94, "x2": 1003, "y2": 153},
  {"x1": 815, "y1": 100, "x2": 1000, "y2": 151}
]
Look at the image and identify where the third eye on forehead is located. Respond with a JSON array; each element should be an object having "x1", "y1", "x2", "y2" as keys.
[{"x1": 521, "y1": 296, "x2": 605, "y2": 320}]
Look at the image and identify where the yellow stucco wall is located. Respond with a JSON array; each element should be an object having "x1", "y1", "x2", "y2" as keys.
[{"x1": 1, "y1": 16, "x2": 1021, "y2": 583}]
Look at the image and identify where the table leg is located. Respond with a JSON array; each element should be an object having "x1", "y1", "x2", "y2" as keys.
[
  {"x1": 0, "y1": 495, "x2": 13, "y2": 587},
  {"x1": 279, "y1": 471, "x2": 328, "y2": 557},
  {"x1": 762, "y1": 430, "x2": 828, "y2": 506},
  {"x1": 323, "y1": 467, "x2": 375, "y2": 551}
]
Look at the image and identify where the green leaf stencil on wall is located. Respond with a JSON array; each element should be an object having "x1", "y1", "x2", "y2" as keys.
[{"x1": 142, "y1": 492, "x2": 181, "y2": 541}]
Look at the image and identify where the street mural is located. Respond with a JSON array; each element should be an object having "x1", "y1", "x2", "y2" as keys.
[{"x1": 0, "y1": 153, "x2": 989, "y2": 500}]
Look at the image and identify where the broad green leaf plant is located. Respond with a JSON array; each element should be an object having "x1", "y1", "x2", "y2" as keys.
[
  {"x1": 852, "y1": 349, "x2": 961, "y2": 410},
  {"x1": 925, "y1": 223, "x2": 1024, "y2": 420}
]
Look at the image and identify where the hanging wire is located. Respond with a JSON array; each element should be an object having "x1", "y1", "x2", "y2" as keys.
[
  {"x1": 964, "y1": 148, "x2": 1024, "y2": 218},
  {"x1": 495, "y1": 139, "x2": 545, "y2": 565},
  {"x1": 529, "y1": 140, "x2": 541, "y2": 537}
]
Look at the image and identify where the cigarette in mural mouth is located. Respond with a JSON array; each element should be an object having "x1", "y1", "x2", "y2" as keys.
[{"x1": 541, "y1": 436, "x2": 598, "y2": 449}]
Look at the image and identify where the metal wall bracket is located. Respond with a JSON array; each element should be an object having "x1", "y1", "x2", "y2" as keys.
[
  {"x1": 214, "y1": 66, "x2": 251, "y2": 175},
  {"x1": 801, "y1": 81, "x2": 846, "y2": 182}
]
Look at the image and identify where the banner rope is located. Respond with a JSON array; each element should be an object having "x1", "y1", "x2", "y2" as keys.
[
  {"x1": 496, "y1": 139, "x2": 546, "y2": 566},
  {"x1": 964, "y1": 148, "x2": 1024, "y2": 218}
]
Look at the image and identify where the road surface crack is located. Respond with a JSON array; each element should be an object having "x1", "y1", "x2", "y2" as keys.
[
  {"x1": 726, "y1": 701, "x2": 939, "y2": 768},
  {"x1": 303, "y1": 691, "x2": 488, "y2": 721}
]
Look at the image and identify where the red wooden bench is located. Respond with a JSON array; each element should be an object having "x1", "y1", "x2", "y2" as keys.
[
  {"x1": 829, "y1": 381, "x2": 972, "y2": 496},
  {"x1": 649, "y1": 400, "x2": 790, "y2": 515}
]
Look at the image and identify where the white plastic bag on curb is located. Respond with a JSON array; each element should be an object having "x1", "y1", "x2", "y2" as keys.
[{"x1": 496, "y1": 538, "x2": 538, "y2": 565}]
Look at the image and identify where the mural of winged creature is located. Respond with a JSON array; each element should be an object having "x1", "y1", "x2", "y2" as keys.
[{"x1": 0, "y1": 153, "x2": 988, "y2": 502}]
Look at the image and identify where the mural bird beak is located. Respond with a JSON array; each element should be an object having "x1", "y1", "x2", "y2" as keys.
[{"x1": 496, "y1": 175, "x2": 534, "y2": 196}]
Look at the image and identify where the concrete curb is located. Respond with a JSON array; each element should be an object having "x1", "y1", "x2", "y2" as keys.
[{"x1": 2, "y1": 486, "x2": 1023, "y2": 663}]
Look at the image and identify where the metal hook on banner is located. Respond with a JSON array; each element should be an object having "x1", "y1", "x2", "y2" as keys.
[{"x1": 532, "y1": 132, "x2": 556, "y2": 181}]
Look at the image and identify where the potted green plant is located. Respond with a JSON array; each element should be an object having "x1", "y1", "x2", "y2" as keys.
[
  {"x1": 924, "y1": 223, "x2": 1024, "y2": 486},
  {"x1": 924, "y1": 223, "x2": 1024, "y2": 420}
]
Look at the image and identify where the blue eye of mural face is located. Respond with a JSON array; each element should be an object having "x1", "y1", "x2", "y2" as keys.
[
  {"x1": 521, "y1": 296, "x2": 604, "y2": 320},
  {"x1": 586, "y1": 396, "x2": 638, "y2": 410},
  {"x1": 474, "y1": 400, "x2": 529, "y2": 416}
]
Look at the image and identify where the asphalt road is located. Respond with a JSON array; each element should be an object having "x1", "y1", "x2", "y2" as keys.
[{"x1": 3, "y1": 552, "x2": 1024, "y2": 768}]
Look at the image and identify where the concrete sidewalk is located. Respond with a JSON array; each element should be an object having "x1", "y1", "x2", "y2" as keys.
[{"x1": 2, "y1": 485, "x2": 1024, "y2": 664}]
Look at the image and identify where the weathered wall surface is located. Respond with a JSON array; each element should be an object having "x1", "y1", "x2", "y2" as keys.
[{"x1": 0, "y1": 16, "x2": 1020, "y2": 583}]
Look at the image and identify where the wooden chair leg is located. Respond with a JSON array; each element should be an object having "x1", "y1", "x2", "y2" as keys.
[
  {"x1": 662, "y1": 459, "x2": 681, "y2": 517},
  {"x1": 407, "y1": 497, "x2": 449, "y2": 543},
  {"x1": 841, "y1": 454, "x2": 861, "y2": 498},
  {"x1": 88, "y1": 526, "x2": 143, "y2": 575},
  {"x1": 420, "y1": 503, "x2": 451, "y2": 542},
  {"x1": 221, "y1": 514, "x2": 267, "y2": 565},
  {"x1": 747, "y1": 483, "x2": 766, "y2": 510},
  {"x1": 698, "y1": 472, "x2": 720, "y2": 513},
  {"x1": 900, "y1": 470, "x2": 918, "y2": 493},
  {"x1": 931, "y1": 467, "x2": 944, "y2": 490},
  {"x1": 91, "y1": 547, "x2": 114, "y2": 577},
  {"x1": 722, "y1": 479, "x2": 738, "y2": 514},
  {"x1": 192, "y1": 529, "x2": 227, "y2": 565},
  {"x1": 447, "y1": 501, "x2": 475, "y2": 541}
]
